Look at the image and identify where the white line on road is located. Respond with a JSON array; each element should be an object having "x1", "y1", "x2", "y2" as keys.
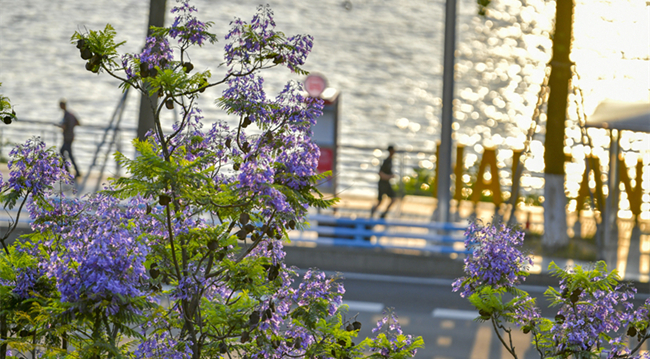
[
  {"x1": 296, "y1": 269, "x2": 456, "y2": 286},
  {"x1": 431, "y1": 308, "x2": 478, "y2": 321},
  {"x1": 295, "y1": 269, "x2": 650, "y2": 301},
  {"x1": 343, "y1": 300, "x2": 384, "y2": 313}
]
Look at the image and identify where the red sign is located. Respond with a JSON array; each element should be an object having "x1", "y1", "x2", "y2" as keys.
[
  {"x1": 304, "y1": 74, "x2": 328, "y2": 98},
  {"x1": 317, "y1": 147, "x2": 333, "y2": 173}
]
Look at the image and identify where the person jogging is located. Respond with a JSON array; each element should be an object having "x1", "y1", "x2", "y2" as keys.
[
  {"x1": 57, "y1": 99, "x2": 81, "y2": 178},
  {"x1": 370, "y1": 145, "x2": 397, "y2": 219}
]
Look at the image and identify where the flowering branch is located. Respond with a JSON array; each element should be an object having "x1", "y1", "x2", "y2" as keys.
[{"x1": 455, "y1": 221, "x2": 650, "y2": 358}]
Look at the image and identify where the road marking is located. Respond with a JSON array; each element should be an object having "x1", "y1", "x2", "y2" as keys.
[
  {"x1": 296, "y1": 270, "x2": 650, "y2": 300},
  {"x1": 504, "y1": 330, "x2": 531, "y2": 359},
  {"x1": 440, "y1": 320, "x2": 455, "y2": 329},
  {"x1": 301, "y1": 269, "x2": 565, "y2": 293},
  {"x1": 470, "y1": 325, "x2": 492, "y2": 359},
  {"x1": 431, "y1": 308, "x2": 478, "y2": 321},
  {"x1": 343, "y1": 300, "x2": 384, "y2": 313},
  {"x1": 437, "y1": 336, "x2": 452, "y2": 347}
]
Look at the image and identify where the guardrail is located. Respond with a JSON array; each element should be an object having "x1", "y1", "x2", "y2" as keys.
[
  {"x1": 289, "y1": 214, "x2": 470, "y2": 254},
  {"x1": 0, "y1": 119, "x2": 136, "y2": 174}
]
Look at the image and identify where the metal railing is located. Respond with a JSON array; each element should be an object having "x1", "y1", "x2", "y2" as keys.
[
  {"x1": 289, "y1": 214, "x2": 469, "y2": 254},
  {"x1": 0, "y1": 114, "x2": 136, "y2": 176}
]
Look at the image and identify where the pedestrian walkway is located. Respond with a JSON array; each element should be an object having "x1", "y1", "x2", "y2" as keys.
[{"x1": 294, "y1": 193, "x2": 650, "y2": 288}]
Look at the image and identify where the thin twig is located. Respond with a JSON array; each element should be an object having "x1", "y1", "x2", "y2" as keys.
[{"x1": 491, "y1": 317, "x2": 518, "y2": 359}]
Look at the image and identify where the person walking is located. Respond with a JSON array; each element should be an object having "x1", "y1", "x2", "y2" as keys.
[
  {"x1": 370, "y1": 145, "x2": 397, "y2": 219},
  {"x1": 57, "y1": 99, "x2": 81, "y2": 178}
]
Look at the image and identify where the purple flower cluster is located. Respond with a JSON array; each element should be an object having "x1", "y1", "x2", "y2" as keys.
[
  {"x1": 224, "y1": 8, "x2": 273, "y2": 68},
  {"x1": 1, "y1": 244, "x2": 51, "y2": 300},
  {"x1": 224, "y1": 5, "x2": 314, "y2": 73},
  {"x1": 609, "y1": 335, "x2": 650, "y2": 358},
  {"x1": 222, "y1": 74, "x2": 267, "y2": 117},
  {"x1": 509, "y1": 295, "x2": 541, "y2": 328},
  {"x1": 122, "y1": 54, "x2": 136, "y2": 80},
  {"x1": 273, "y1": 81, "x2": 324, "y2": 130},
  {"x1": 12, "y1": 266, "x2": 43, "y2": 299},
  {"x1": 135, "y1": 332, "x2": 193, "y2": 359},
  {"x1": 27, "y1": 196, "x2": 86, "y2": 234},
  {"x1": 169, "y1": 0, "x2": 213, "y2": 46},
  {"x1": 372, "y1": 310, "x2": 403, "y2": 335},
  {"x1": 213, "y1": 79, "x2": 323, "y2": 214},
  {"x1": 292, "y1": 270, "x2": 345, "y2": 316},
  {"x1": 452, "y1": 221, "x2": 532, "y2": 298},
  {"x1": 48, "y1": 194, "x2": 151, "y2": 315},
  {"x1": 255, "y1": 269, "x2": 345, "y2": 357},
  {"x1": 283, "y1": 34, "x2": 315, "y2": 73},
  {"x1": 138, "y1": 36, "x2": 173, "y2": 70},
  {"x1": 6, "y1": 137, "x2": 71, "y2": 196},
  {"x1": 549, "y1": 276, "x2": 635, "y2": 352},
  {"x1": 369, "y1": 309, "x2": 420, "y2": 357}
]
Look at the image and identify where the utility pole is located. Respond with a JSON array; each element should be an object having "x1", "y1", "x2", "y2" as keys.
[
  {"x1": 437, "y1": 0, "x2": 457, "y2": 224},
  {"x1": 137, "y1": 0, "x2": 167, "y2": 141}
]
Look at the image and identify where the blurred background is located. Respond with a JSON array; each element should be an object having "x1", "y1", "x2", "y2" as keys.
[{"x1": 0, "y1": 0, "x2": 647, "y2": 202}]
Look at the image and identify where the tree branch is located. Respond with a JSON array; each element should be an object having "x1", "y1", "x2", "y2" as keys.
[{"x1": 491, "y1": 316, "x2": 518, "y2": 359}]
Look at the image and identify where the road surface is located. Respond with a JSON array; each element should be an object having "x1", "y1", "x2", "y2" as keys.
[{"x1": 332, "y1": 271, "x2": 649, "y2": 358}]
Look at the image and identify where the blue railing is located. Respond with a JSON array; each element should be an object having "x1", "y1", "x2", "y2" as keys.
[{"x1": 289, "y1": 214, "x2": 470, "y2": 254}]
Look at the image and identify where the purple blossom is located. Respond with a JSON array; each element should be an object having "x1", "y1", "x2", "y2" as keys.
[
  {"x1": 509, "y1": 295, "x2": 541, "y2": 327},
  {"x1": 48, "y1": 194, "x2": 151, "y2": 315},
  {"x1": 0, "y1": 244, "x2": 51, "y2": 300},
  {"x1": 221, "y1": 74, "x2": 267, "y2": 117},
  {"x1": 6, "y1": 137, "x2": 72, "y2": 196},
  {"x1": 135, "y1": 332, "x2": 193, "y2": 359},
  {"x1": 283, "y1": 34, "x2": 314, "y2": 73},
  {"x1": 452, "y1": 221, "x2": 532, "y2": 298},
  {"x1": 169, "y1": 0, "x2": 214, "y2": 46},
  {"x1": 224, "y1": 5, "x2": 313, "y2": 73},
  {"x1": 122, "y1": 54, "x2": 136, "y2": 80},
  {"x1": 548, "y1": 272, "x2": 635, "y2": 352},
  {"x1": 12, "y1": 266, "x2": 43, "y2": 299},
  {"x1": 138, "y1": 36, "x2": 173, "y2": 70},
  {"x1": 369, "y1": 309, "x2": 419, "y2": 357}
]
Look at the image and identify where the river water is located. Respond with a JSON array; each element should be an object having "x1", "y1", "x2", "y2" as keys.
[{"x1": 0, "y1": 0, "x2": 648, "y2": 202}]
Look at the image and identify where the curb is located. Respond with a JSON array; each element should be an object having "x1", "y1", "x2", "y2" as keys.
[
  {"x1": 284, "y1": 244, "x2": 465, "y2": 279},
  {"x1": 283, "y1": 244, "x2": 650, "y2": 293}
]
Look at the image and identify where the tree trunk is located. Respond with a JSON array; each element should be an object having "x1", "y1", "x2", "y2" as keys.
[
  {"x1": 543, "y1": 174, "x2": 569, "y2": 248},
  {"x1": 542, "y1": 0, "x2": 574, "y2": 250},
  {"x1": 0, "y1": 314, "x2": 6, "y2": 359}
]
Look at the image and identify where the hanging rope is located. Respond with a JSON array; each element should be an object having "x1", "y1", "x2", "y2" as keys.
[
  {"x1": 571, "y1": 65, "x2": 602, "y2": 225},
  {"x1": 506, "y1": 64, "x2": 551, "y2": 226}
]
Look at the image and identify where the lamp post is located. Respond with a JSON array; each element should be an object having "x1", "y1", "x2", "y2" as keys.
[{"x1": 436, "y1": 0, "x2": 458, "y2": 224}]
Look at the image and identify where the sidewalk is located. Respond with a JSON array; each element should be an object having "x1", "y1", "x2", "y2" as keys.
[{"x1": 284, "y1": 193, "x2": 650, "y2": 292}]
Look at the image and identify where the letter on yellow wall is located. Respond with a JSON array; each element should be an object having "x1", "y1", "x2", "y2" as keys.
[
  {"x1": 454, "y1": 145, "x2": 465, "y2": 201},
  {"x1": 510, "y1": 150, "x2": 523, "y2": 204},
  {"x1": 619, "y1": 158, "x2": 643, "y2": 217},
  {"x1": 471, "y1": 148, "x2": 502, "y2": 206},
  {"x1": 576, "y1": 156, "x2": 605, "y2": 212},
  {"x1": 433, "y1": 144, "x2": 464, "y2": 200}
]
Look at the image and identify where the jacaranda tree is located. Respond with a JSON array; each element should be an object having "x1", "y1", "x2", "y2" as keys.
[
  {"x1": 0, "y1": 2, "x2": 422, "y2": 358},
  {"x1": 454, "y1": 221, "x2": 650, "y2": 358}
]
